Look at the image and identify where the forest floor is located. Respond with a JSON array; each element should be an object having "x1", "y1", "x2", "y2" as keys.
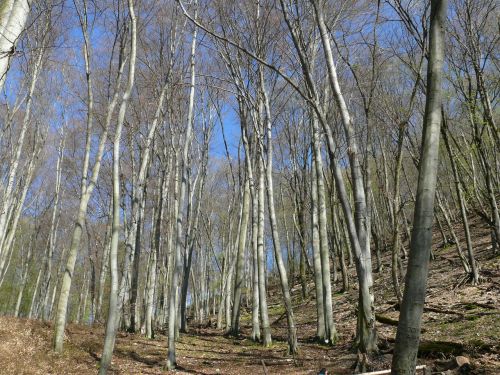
[{"x1": 0, "y1": 216, "x2": 499, "y2": 374}]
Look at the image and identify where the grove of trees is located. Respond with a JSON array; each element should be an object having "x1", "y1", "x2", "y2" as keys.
[{"x1": 0, "y1": 0, "x2": 497, "y2": 374}]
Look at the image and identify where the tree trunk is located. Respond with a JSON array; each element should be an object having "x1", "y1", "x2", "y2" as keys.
[
  {"x1": 257, "y1": 158, "x2": 272, "y2": 346},
  {"x1": 96, "y1": 204, "x2": 112, "y2": 323},
  {"x1": 166, "y1": 16, "x2": 197, "y2": 369},
  {"x1": 53, "y1": 0, "x2": 122, "y2": 349},
  {"x1": 261, "y1": 84, "x2": 297, "y2": 353},
  {"x1": 392, "y1": 1, "x2": 447, "y2": 372},
  {"x1": 442, "y1": 114, "x2": 479, "y2": 283},
  {"x1": 312, "y1": 115, "x2": 337, "y2": 344},
  {"x1": 99, "y1": 0, "x2": 136, "y2": 372},
  {"x1": 0, "y1": 0, "x2": 30, "y2": 92},
  {"x1": 436, "y1": 193, "x2": 470, "y2": 274},
  {"x1": 231, "y1": 175, "x2": 250, "y2": 334},
  {"x1": 14, "y1": 232, "x2": 36, "y2": 317},
  {"x1": 251, "y1": 176, "x2": 261, "y2": 341},
  {"x1": 311, "y1": 156, "x2": 326, "y2": 341},
  {"x1": 40, "y1": 132, "x2": 65, "y2": 320},
  {"x1": 145, "y1": 171, "x2": 168, "y2": 338}
]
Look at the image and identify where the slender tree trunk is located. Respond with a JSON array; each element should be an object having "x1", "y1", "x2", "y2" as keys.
[
  {"x1": 279, "y1": 0, "x2": 377, "y2": 352},
  {"x1": 251, "y1": 177, "x2": 261, "y2": 341},
  {"x1": 231, "y1": 175, "x2": 250, "y2": 334},
  {"x1": 99, "y1": 1, "x2": 136, "y2": 372},
  {"x1": 390, "y1": 124, "x2": 406, "y2": 304},
  {"x1": 257, "y1": 158, "x2": 272, "y2": 346},
  {"x1": 436, "y1": 193, "x2": 470, "y2": 273},
  {"x1": 167, "y1": 17, "x2": 197, "y2": 369},
  {"x1": 180, "y1": 129, "x2": 209, "y2": 332},
  {"x1": 96, "y1": 204, "x2": 112, "y2": 323},
  {"x1": 280, "y1": 186, "x2": 293, "y2": 282},
  {"x1": 262, "y1": 99, "x2": 298, "y2": 354},
  {"x1": 77, "y1": 270, "x2": 89, "y2": 324},
  {"x1": 311, "y1": 157, "x2": 326, "y2": 341},
  {"x1": 312, "y1": 115, "x2": 337, "y2": 344},
  {"x1": 128, "y1": 186, "x2": 147, "y2": 332},
  {"x1": 40, "y1": 132, "x2": 64, "y2": 320},
  {"x1": 53, "y1": 1, "x2": 124, "y2": 349},
  {"x1": 297, "y1": 201, "x2": 308, "y2": 299},
  {"x1": 442, "y1": 114, "x2": 479, "y2": 283},
  {"x1": 125, "y1": 78, "x2": 169, "y2": 331},
  {"x1": 28, "y1": 268, "x2": 42, "y2": 319},
  {"x1": 333, "y1": 208, "x2": 349, "y2": 291},
  {"x1": 14, "y1": 233, "x2": 35, "y2": 317},
  {"x1": 145, "y1": 171, "x2": 168, "y2": 338},
  {"x1": 392, "y1": 1, "x2": 447, "y2": 372}
]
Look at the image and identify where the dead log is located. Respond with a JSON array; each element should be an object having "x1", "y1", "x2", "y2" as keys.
[
  {"x1": 386, "y1": 338, "x2": 464, "y2": 356},
  {"x1": 358, "y1": 365, "x2": 428, "y2": 375},
  {"x1": 418, "y1": 340, "x2": 464, "y2": 356},
  {"x1": 375, "y1": 314, "x2": 427, "y2": 333},
  {"x1": 424, "y1": 305, "x2": 464, "y2": 316},
  {"x1": 375, "y1": 314, "x2": 398, "y2": 326}
]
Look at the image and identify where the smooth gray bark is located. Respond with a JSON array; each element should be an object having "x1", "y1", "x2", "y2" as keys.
[
  {"x1": 256, "y1": 157, "x2": 272, "y2": 346},
  {"x1": 99, "y1": 0, "x2": 137, "y2": 372},
  {"x1": 392, "y1": 1, "x2": 447, "y2": 372},
  {"x1": 312, "y1": 115, "x2": 336, "y2": 344},
  {"x1": 250, "y1": 168, "x2": 261, "y2": 341},
  {"x1": 231, "y1": 174, "x2": 250, "y2": 334},
  {"x1": 53, "y1": 1, "x2": 125, "y2": 350},
  {"x1": 311, "y1": 156, "x2": 326, "y2": 340},
  {"x1": 180, "y1": 128, "x2": 209, "y2": 333},
  {"x1": 261, "y1": 85, "x2": 297, "y2": 353},
  {"x1": 166, "y1": 17, "x2": 197, "y2": 369}
]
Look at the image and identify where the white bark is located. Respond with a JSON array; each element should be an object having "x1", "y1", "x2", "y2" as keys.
[{"x1": 0, "y1": 0, "x2": 30, "y2": 92}]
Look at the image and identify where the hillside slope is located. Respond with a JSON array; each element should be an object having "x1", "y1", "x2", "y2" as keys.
[{"x1": 0, "y1": 218, "x2": 498, "y2": 374}]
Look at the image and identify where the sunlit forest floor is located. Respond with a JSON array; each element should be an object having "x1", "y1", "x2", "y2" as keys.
[{"x1": 1, "y1": 216, "x2": 499, "y2": 374}]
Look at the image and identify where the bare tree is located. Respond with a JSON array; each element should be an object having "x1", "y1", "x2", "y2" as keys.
[
  {"x1": 166, "y1": 7, "x2": 197, "y2": 368},
  {"x1": 392, "y1": 1, "x2": 448, "y2": 372},
  {"x1": 53, "y1": 0, "x2": 127, "y2": 353},
  {"x1": 99, "y1": 0, "x2": 137, "y2": 372}
]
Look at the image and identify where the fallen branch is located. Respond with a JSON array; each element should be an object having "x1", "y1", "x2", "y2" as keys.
[
  {"x1": 456, "y1": 302, "x2": 498, "y2": 310},
  {"x1": 271, "y1": 311, "x2": 287, "y2": 326},
  {"x1": 359, "y1": 365, "x2": 427, "y2": 375},
  {"x1": 261, "y1": 359, "x2": 268, "y2": 375},
  {"x1": 424, "y1": 306, "x2": 464, "y2": 316},
  {"x1": 386, "y1": 338, "x2": 465, "y2": 356},
  {"x1": 375, "y1": 314, "x2": 398, "y2": 326},
  {"x1": 418, "y1": 340, "x2": 464, "y2": 356},
  {"x1": 375, "y1": 314, "x2": 427, "y2": 332}
]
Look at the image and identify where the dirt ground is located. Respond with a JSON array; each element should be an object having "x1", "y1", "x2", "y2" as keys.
[{"x1": 0, "y1": 217, "x2": 499, "y2": 374}]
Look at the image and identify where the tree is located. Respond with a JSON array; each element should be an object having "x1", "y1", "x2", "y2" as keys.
[
  {"x1": 166, "y1": 6, "x2": 197, "y2": 368},
  {"x1": 391, "y1": 1, "x2": 448, "y2": 373},
  {"x1": 0, "y1": 0, "x2": 31, "y2": 92},
  {"x1": 99, "y1": 0, "x2": 137, "y2": 372},
  {"x1": 53, "y1": 0, "x2": 128, "y2": 353}
]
